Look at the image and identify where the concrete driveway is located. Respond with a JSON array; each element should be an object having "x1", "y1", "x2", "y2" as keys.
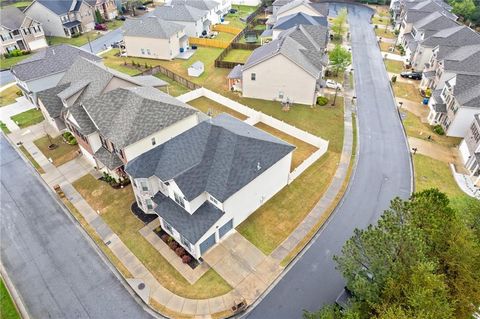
[{"x1": 0, "y1": 96, "x2": 35, "y2": 131}]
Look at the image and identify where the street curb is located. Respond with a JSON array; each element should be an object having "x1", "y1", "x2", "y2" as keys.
[
  {"x1": 0, "y1": 81, "x2": 16, "y2": 92},
  {"x1": 0, "y1": 262, "x2": 30, "y2": 319}
]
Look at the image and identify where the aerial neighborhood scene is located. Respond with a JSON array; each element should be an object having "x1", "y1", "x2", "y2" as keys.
[{"x1": 1, "y1": 0, "x2": 480, "y2": 317}]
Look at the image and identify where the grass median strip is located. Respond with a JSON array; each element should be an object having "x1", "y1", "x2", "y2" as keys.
[
  {"x1": 73, "y1": 174, "x2": 232, "y2": 299},
  {"x1": 34, "y1": 135, "x2": 79, "y2": 167},
  {"x1": 18, "y1": 145, "x2": 45, "y2": 174},
  {"x1": 0, "y1": 85, "x2": 21, "y2": 107},
  {"x1": 0, "y1": 278, "x2": 20, "y2": 319}
]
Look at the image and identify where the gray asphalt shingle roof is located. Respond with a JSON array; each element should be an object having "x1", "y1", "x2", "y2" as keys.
[
  {"x1": 443, "y1": 44, "x2": 480, "y2": 75},
  {"x1": 172, "y1": 0, "x2": 218, "y2": 11},
  {"x1": 37, "y1": 83, "x2": 71, "y2": 118},
  {"x1": 80, "y1": 86, "x2": 198, "y2": 148},
  {"x1": 123, "y1": 16, "x2": 184, "y2": 39},
  {"x1": 152, "y1": 4, "x2": 207, "y2": 22},
  {"x1": 36, "y1": 0, "x2": 85, "y2": 14},
  {"x1": 153, "y1": 191, "x2": 223, "y2": 243},
  {"x1": 94, "y1": 147, "x2": 124, "y2": 170},
  {"x1": 276, "y1": 0, "x2": 327, "y2": 17},
  {"x1": 243, "y1": 24, "x2": 328, "y2": 78},
  {"x1": 452, "y1": 74, "x2": 480, "y2": 108},
  {"x1": 126, "y1": 114, "x2": 295, "y2": 202},
  {"x1": 273, "y1": 12, "x2": 327, "y2": 30},
  {"x1": 413, "y1": 11, "x2": 458, "y2": 36},
  {"x1": 11, "y1": 44, "x2": 101, "y2": 81},
  {"x1": 0, "y1": 7, "x2": 26, "y2": 30}
]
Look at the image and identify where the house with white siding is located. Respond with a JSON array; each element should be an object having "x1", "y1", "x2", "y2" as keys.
[
  {"x1": 267, "y1": 0, "x2": 328, "y2": 28},
  {"x1": 459, "y1": 115, "x2": 480, "y2": 188},
  {"x1": 125, "y1": 114, "x2": 295, "y2": 259},
  {"x1": 151, "y1": 3, "x2": 211, "y2": 38}
]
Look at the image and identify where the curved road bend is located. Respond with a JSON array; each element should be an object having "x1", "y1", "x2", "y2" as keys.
[
  {"x1": 0, "y1": 136, "x2": 154, "y2": 319},
  {"x1": 245, "y1": 4, "x2": 412, "y2": 319}
]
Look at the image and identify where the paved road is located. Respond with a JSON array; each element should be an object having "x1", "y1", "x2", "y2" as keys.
[
  {"x1": 81, "y1": 28, "x2": 123, "y2": 54},
  {"x1": 0, "y1": 69, "x2": 14, "y2": 86},
  {"x1": 0, "y1": 136, "x2": 154, "y2": 319},
  {"x1": 245, "y1": 4, "x2": 412, "y2": 319}
]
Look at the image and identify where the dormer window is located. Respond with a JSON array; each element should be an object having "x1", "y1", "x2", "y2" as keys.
[
  {"x1": 174, "y1": 192, "x2": 185, "y2": 208},
  {"x1": 141, "y1": 181, "x2": 148, "y2": 192}
]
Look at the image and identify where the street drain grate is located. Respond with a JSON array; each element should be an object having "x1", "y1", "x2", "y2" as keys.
[{"x1": 138, "y1": 283, "x2": 145, "y2": 290}]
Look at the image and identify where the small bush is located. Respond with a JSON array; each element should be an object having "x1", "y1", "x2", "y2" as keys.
[
  {"x1": 161, "y1": 234, "x2": 170, "y2": 243},
  {"x1": 168, "y1": 241, "x2": 178, "y2": 250},
  {"x1": 175, "y1": 247, "x2": 186, "y2": 257},
  {"x1": 182, "y1": 255, "x2": 192, "y2": 264},
  {"x1": 16, "y1": 90, "x2": 23, "y2": 96},
  {"x1": 317, "y1": 96, "x2": 329, "y2": 106},
  {"x1": 433, "y1": 125, "x2": 445, "y2": 135}
]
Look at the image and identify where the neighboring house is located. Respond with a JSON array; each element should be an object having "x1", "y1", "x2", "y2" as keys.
[
  {"x1": 172, "y1": 0, "x2": 222, "y2": 25},
  {"x1": 272, "y1": 0, "x2": 291, "y2": 16},
  {"x1": 229, "y1": 24, "x2": 328, "y2": 105},
  {"x1": 122, "y1": 16, "x2": 188, "y2": 60},
  {"x1": 24, "y1": 0, "x2": 95, "y2": 38},
  {"x1": 401, "y1": 11, "x2": 459, "y2": 68},
  {"x1": 266, "y1": 12, "x2": 327, "y2": 40},
  {"x1": 459, "y1": 114, "x2": 480, "y2": 187},
  {"x1": 10, "y1": 44, "x2": 101, "y2": 105},
  {"x1": 125, "y1": 113, "x2": 295, "y2": 259},
  {"x1": 427, "y1": 73, "x2": 480, "y2": 137},
  {"x1": 65, "y1": 86, "x2": 202, "y2": 178},
  {"x1": 267, "y1": 0, "x2": 328, "y2": 28},
  {"x1": 86, "y1": 0, "x2": 118, "y2": 20},
  {"x1": 152, "y1": 4, "x2": 210, "y2": 37},
  {"x1": 36, "y1": 57, "x2": 166, "y2": 134},
  {"x1": 231, "y1": 0, "x2": 260, "y2": 6},
  {"x1": 392, "y1": 0, "x2": 452, "y2": 27},
  {"x1": 409, "y1": 25, "x2": 480, "y2": 73},
  {"x1": 0, "y1": 7, "x2": 48, "y2": 55}
]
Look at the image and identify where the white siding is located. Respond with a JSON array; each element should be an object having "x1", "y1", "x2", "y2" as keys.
[
  {"x1": 124, "y1": 33, "x2": 183, "y2": 60},
  {"x1": 446, "y1": 108, "x2": 480, "y2": 138},
  {"x1": 25, "y1": 2, "x2": 65, "y2": 37}
]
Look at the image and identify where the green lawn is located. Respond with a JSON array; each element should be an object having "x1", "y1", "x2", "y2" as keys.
[
  {"x1": 73, "y1": 174, "x2": 232, "y2": 299},
  {"x1": 0, "y1": 0, "x2": 31, "y2": 8},
  {"x1": 224, "y1": 4, "x2": 258, "y2": 29},
  {"x1": 384, "y1": 59, "x2": 404, "y2": 74},
  {"x1": 222, "y1": 49, "x2": 252, "y2": 63},
  {"x1": 0, "y1": 278, "x2": 20, "y2": 319},
  {"x1": 379, "y1": 41, "x2": 401, "y2": 54},
  {"x1": 155, "y1": 73, "x2": 190, "y2": 97},
  {"x1": 34, "y1": 135, "x2": 79, "y2": 167},
  {"x1": 105, "y1": 20, "x2": 124, "y2": 31},
  {"x1": 10, "y1": 109, "x2": 44, "y2": 128},
  {"x1": 215, "y1": 32, "x2": 235, "y2": 42},
  {"x1": 18, "y1": 145, "x2": 45, "y2": 174},
  {"x1": 372, "y1": 15, "x2": 391, "y2": 25},
  {"x1": 375, "y1": 27, "x2": 396, "y2": 39},
  {"x1": 0, "y1": 85, "x2": 21, "y2": 107},
  {"x1": 0, "y1": 121, "x2": 11, "y2": 134},
  {"x1": 0, "y1": 54, "x2": 31, "y2": 70},
  {"x1": 392, "y1": 82, "x2": 423, "y2": 102},
  {"x1": 187, "y1": 97, "x2": 247, "y2": 120},
  {"x1": 47, "y1": 31, "x2": 103, "y2": 47}
]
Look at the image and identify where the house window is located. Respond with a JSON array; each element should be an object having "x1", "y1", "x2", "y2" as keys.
[
  {"x1": 278, "y1": 91, "x2": 284, "y2": 99},
  {"x1": 140, "y1": 181, "x2": 148, "y2": 192},
  {"x1": 141, "y1": 48, "x2": 145, "y2": 55},
  {"x1": 251, "y1": 73, "x2": 256, "y2": 81},
  {"x1": 180, "y1": 235, "x2": 191, "y2": 251},
  {"x1": 163, "y1": 220, "x2": 173, "y2": 234},
  {"x1": 174, "y1": 192, "x2": 185, "y2": 208},
  {"x1": 146, "y1": 199, "x2": 153, "y2": 210},
  {"x1": 147, "y1": 49, "x2": 151, "y2": 55},
  {"x1": 209, "y1": 195, "x2": 218, "y2": 205},
  {"x1": 471, "y1": 123, "x2": 480, "y2": 143},
  {"x1": 151, "y1": 137, "x2": 156, "y2": 146}
]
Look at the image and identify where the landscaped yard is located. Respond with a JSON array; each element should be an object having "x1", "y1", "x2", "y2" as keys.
[
  {"x1": 374, "y1": 27, "x2": 397, "y2": 39},
  {"x1": 0, "y1": 54, "x2": 31, "y2": 70},
  {"x1": 379, "y1": 41, "x2": 401, "y2": 54},
  {"x1": 187, "y1": 97, "x2": 247, "y2": 120},
  {"x1": 34, "y1": 135, "x2": 79, "y2": 167},
  {"x1": 47, "y1": 30, "x2": 104, "y2": 47},
  {"x1": 0, "y1": 85, "x2": 21, "y2": 107},
  {"x1": 72, "y1": 174, "x2": 232, "y2": 299},
  {"x1": 224, "y1": 4, "x2": 258, "y2": 29},
  {"x1": 0, "y1": 121, "x2": 11, "y2": 134},
  {"x1": 254, "y1": 122, "x2": 318, "y2": 170},
  {"x1": 18, "y1": 145, "x2": 45, "y2": 174},
  {"x1": 0, "y1": 278, "x2": 20, "y2": 319},
  {"x1": 392, "y1": 82, "x2": 423, "y2": 102},
  {"x1": 155, "y1": 73, "x2": 190, "y2": 97},
  {"x1": 222, "y1": 49, "x2": 252, "y2": 63},
  {"x1": 372, "y1": 15, "x2": 391, "y2": 25},
  {"x1": 384, "y1": 59, "x2": 404, "y2": 74},
  {"x1": 10, "y1": 109, "x2": 44, "y2": 128}
]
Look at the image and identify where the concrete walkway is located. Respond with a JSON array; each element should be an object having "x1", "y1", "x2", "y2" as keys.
[{"x1": 0, "y1": 96, "x2": 35, "y2": 131}]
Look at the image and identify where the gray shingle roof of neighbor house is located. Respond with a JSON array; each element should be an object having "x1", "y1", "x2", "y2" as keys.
[
  {"x1": 243, "y1": 24, "x2": 328, "y2": 78},
  {"x1": 80, "y1": 86, "x2": 198, "y2": 148},
  {"x1": 94, "y1": 147, "x2": 124, "y2": 170},
  {"x1": 273, "y1": 12, "x2": 328, "y2": 30},
  {"x1": 11, "y1": 44, "x2": 101, "y2": 81},
  {"x1": 123, "y1": 16, "x2": 184, "y2": 39},
  {"x1": 413, "y1": 11, "x2": 459, "y2": 37},
  {"x1": 452, "y1": 74, "x2": 480, "y2": 108},
  {"x1": 227, "y1": 64, "x2": 243, "y2": 79},
  {"x1": 35, "y1": 0, "x2": 86, "y2": 14},
  {"x1": 0, "y1": 7, "x2": 26, "y2": 30},
  {"x1": 172, "y1": 0, "x2": 218, "y2": 11},
  {"x1": 277, "y1": 0, "x2": 328, "y2": 17},
  {"x1": 409, "y1": 0, "x2": 456, "y2": 19},
  {"x1": 421, "y1": 26, "x2": 480, "y2": 58},
  {"x1": 443, "y1": 44, "x2": 480, "y2": 74},
  {"x1": 273, "y1": 0, "x2": 291, "y2": 6},
  {"x1": 37, "y1": 83, "x2": 71, "y2": 118},
  {"x1": 152, "y1": 4, "x2": 207, "y2": 22},
  {"x1": 126, "y1": 113, "x2": 295, "y2": 203},
  {"x1": 152, "y1": 191, "x2": 224, "y2": 244}
]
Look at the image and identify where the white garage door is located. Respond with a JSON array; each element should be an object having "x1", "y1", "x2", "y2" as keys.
[{"x1": 28, "y1": 38, "x2": 48, "y2": 51}]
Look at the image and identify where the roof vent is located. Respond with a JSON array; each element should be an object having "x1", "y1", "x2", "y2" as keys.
[{"x1": 257, "y1": 162, "x2": 261, "y2": 171}]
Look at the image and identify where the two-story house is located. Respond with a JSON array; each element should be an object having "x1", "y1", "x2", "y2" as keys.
[
  {"x1": 24, "y1": 0, "x2": 95, "y2": 38},
  {"x1": 11, "y1": 44, "x2": 101, "y2": 105},
  {"x1": 86, "y1": 0, "x2": 118, "y2": 20},
  {"x1": 267, "y1": 0, "x2": 328, "y2": 28},
  {"x1": 171, "y1": 0, "x2": 222, "y2": 25},
  {"x1": 122, "y1": 16, "x2": 188, "y2": 60},
  {"x1": 459, "y1": 114, "x2": 480, "y2": 187},
  {"x1": 228, "y1": 24, "x2": 328, "y2": 105},
  {"x1": 152, "y1": 4, "x2": 210, "y2": 38},
  {"x1": 125, "y1": 113, "x2": 295, "y2": 259},
  {"x1": 427, "y1": 73, "x2": 480, "y2": 137},
  {"x1": 64, "y1": 86, "x2": 202, "y2": 178},
  {"x1": 0, "y1": 7, "x2": 47, "y2": 55},
  {"x1": 262, "y1": 12, "x2": 327, "y2": 41}
]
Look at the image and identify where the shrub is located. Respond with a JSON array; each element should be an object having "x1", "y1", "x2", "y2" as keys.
[
  {"x1": 317, "y1": 96, "x2": 329, "y2": 106},
  {"x1": 182, "y1": 255, "x2": 192, "y2": 264},
  {"x1": 161, "y1": 234, "x2": 170, "y2": 243},
  {"x1": 168, "y1": 241, "x2": 178, "y2": 250},
  {"x1": 391, "y1": 75, "x2": 397, "y2": 83},
  {"x1": 16, "y1": 90, "x2": 23, "y2": 97},
  {"x1": 433, "y1": 124, "x2": 445, "y2": 135},
  {"x1": 175, "y1": 247, "x2": 186, "y2": 257}
]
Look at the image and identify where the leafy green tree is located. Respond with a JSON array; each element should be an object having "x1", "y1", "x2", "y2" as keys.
[
  {"x1": 451, "y1": 0, "x2": 476, "y2": 19},
  {"x1": 328, "y1": 45, "x2": 351, "y2": 76},
  {"x1": 95, "y1": 9, "x2": 104, "y2": 23},
  {"x1": 331, "y1": 8, "x2": 348, "y2": 40}
]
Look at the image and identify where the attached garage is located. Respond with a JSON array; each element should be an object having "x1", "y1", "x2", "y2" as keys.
[
  {"x1": 199, "y1": 233, "x2": 216, "y2": 255},
  {"x1": 219, "y1": 219, "x2": 233, "y2": 239},
  {"x1": 28, "y1": 38, "x2": 48, "y2": 51}
]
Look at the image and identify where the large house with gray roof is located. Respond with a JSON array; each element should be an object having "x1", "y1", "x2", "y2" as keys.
[
  {"x1": 122, "y1": 16, "x2": 188, "y2": 60},
  {"x1": 228, "y1": 24, "x2": 328, "y2": 105},
  {"x1": 261, "y1": 12, "x2": 328, "y2": 41},
  {"x1": 459, "y1": 114, "x2": 480, "y2": 188},
  {"x1": 0, "y1": 7, "x2": 47, "y2": 55},
  {"x1": 11, "y1": 44, "x2": 101, "y2": 105},
  {"x1": 125, "y1": 113, "x2": 295, "y2": 258},
  {"x1": 152, "y1": 4, "x2": 211, "y2": 37},
  {"x1": 267, "y1": 0, "x2": 328, "y2": 28},
  {"x1": 24, "y1": 0, "x2": 95, "y2": 38}
]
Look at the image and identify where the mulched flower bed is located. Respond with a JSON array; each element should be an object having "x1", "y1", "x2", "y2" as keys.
[
  {"x1": 130, "y1": 202, "x2": 158, "y2": 224},
  {"x1": 153, "y1": 227, "x2": 199, "y2": 269}
]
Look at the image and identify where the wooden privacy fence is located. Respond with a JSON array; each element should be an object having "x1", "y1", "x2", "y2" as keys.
[
  {"x1": 189, "y1": 37, "x2": 231, "y2": 49},
  {"x1": 214, "y1": 33, "x2": 262, "y2": 69},
  {"x1": 212, "y1": 24, "x2": 243, "y2": 35},
  {"x1": 139, "y1": 65, "x2": 201, "y2": 90}
]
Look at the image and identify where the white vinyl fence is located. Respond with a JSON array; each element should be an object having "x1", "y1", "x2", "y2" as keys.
[{"x1": 177, "y1": 88, "x2": 329, "y2": 183}]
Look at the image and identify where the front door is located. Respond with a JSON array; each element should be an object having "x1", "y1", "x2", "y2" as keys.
[{"x1": 199, "y1": 233, "x2": 216, "y2": 255}]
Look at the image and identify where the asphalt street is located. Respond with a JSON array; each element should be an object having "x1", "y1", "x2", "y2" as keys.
[
  {"x1": 245, "y1": 4, "x2": 412, "y2": 319},
  {"x1": 0, "y1": 136, "x2": 154, "y2": 319},
  {"x1": 81, "y1": 28, "x2": 123, "y2": 54}
]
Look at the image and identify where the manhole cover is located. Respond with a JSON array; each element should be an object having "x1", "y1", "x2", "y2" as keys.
[{"x1": 138, "y1": 283, "x2": 145, "y2": 290}]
